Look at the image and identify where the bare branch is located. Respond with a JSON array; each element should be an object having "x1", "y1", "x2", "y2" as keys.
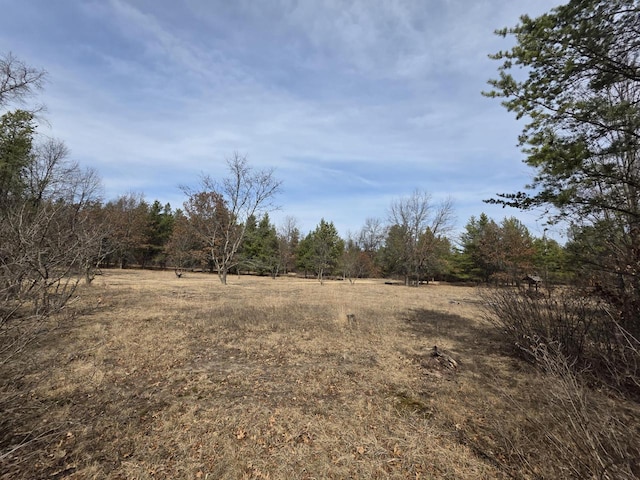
[
  {"x1": 0, "y1": 52, "x2": 46, "y2": 108},
  {"x1": 181, "y1": 153, "x2": 281, "y2": 284},
  {"x1": 386, "y1": 190, "x2": 455, "y2": 285}
]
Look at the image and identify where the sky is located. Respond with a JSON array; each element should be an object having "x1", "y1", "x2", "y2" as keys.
[{"x1": 0, "y1": 0, "x2": 567, "y2": 241}]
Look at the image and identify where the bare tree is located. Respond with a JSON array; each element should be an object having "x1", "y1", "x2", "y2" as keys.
[
  {"x1": 103, "y1": 193, "x2": 149, "y2": 269},
  {"x1": 355, "y1": 217, "x2": 386, "y2": 278},
  {"x1": 0, "y1": 52, "x2": 46, "y2": 108},
  {"x1": 182, "y1": 153, "x2": 281, "y2": 284},
  {"x1": 165, "y1": 211, "x2": 200, "y2": 271},
  {"x1": 27, "y1": 139, "x2": 73, "y2": 202},
  {"x1": 388, "y1": 190, "x2": 455, "y2": 285},
  {"x1": 341, "y1": 232, "x2": 369, "y2": 283},
  {"x1": 27, "y1": 138, "x2": 106, "y2": 282},
  {"x1": 1, "y1": 140, "x2": 103, "y2": 366},
  {"x1": 358, "y1": 217, "x2": 386, "y2": 253},
  {"x1": 0, "y1": 52, "x2": 105, "y2": 467}
]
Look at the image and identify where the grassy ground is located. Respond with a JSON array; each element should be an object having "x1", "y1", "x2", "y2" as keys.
[{"x1": 1, "y1": 270, "x2": 636, "y2": 479}]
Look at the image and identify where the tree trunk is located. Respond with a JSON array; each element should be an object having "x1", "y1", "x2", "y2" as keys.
[{"x1": 85, "y1": 267, "x2": 94, "y2": 284}]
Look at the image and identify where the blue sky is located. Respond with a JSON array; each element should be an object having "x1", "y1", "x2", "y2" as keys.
[{"x1": 0, "y1": 0, "x2": 566, "y2": 240}]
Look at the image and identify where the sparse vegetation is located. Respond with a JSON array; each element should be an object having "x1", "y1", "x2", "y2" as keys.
[{"x1": 1, "y1": 270, "x2": 638, "y2": 479}]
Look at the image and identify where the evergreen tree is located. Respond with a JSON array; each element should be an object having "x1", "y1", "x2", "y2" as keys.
[
  {"x1": 380, "y1": 224, "x2": 411, "y2": 282},
  {"x1": 532, "y1": 235, "x2": 568, "y2": 285},
  {"x1": 0, "y1": 110, "x2": 35, "y2": 203},
  {"x1": 239, "y1": 214, "x2": 259, "y2": 271},
  {"x1": 143, "y1": 200, "x2": 174, "y2": 268},
  {"x1": 485, "y1": 0, "x2": 640, "y2": 329},
  {"x1": 305, "y1": 219, "x2": 344, "y2": 284},
  {"x1": 417, "y1": 229, "x2": 453, "y2": 283},
  {"x1": 239, "y1": 214, "x2": 279, "y2": 276},
  {"x1": 256, "y1": 214, "x2": 280, "y2": 276},
  {"x1": 296, "y1": 232, "x2": 313, "y2": 278},
  {"x1": 277, "y1": 217, "x2": 300, "y2": 275},
  {"x1": 459, "y1": 214, "x2": 536, "y2": 285},
  {"x1": 459, "y1": 214, "x2": 502, "y2": 283},
  {"x1": 499, "y1": 217, "x2": 535, "y2": 286}
]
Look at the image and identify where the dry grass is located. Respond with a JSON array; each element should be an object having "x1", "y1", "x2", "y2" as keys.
[{"x1": 1, "y1": 270, "x2": 638, "y2": 479}]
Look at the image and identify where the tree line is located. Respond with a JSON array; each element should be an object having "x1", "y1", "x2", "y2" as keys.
[
  {"x1": 0, "y1": 50, "x2": 581, "y2": 311},
  {"x1": 0, "y1": 56, "x2": 576, "y2": 294},
  {"x1": 67, "y1": 184, "x2": 571, "y2": 288}
]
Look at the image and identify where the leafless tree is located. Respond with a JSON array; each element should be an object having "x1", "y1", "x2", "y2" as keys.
[
  {"x1": 358, "y1": 217, "x2": 386, "y2": 253},
  {"x1": 182, "y1": 153, "x2": 281, "y2": 284},
  {"x1": 0, "y1": 52, "x2": 46, "y2": 109},
  {"x1": 103, "y1": 193, "x2": 149, "y2": 269},
  {"x1": 0, "y1": 52, "x2": 106, "y2": 467},
  {"x1": 342, "y1": 232, "x2": 372, "y2": 283},
  {"x1": 1, "y1": 141, "x2": 103, "y2": 366},
  {"x1": 27, "y1": 139, "x2": 69, "y2": 198},
  {"x1": 388, "y1": 190, "x2": 455, "y2": 285},
  {"x1": 165, "y1": 212, "x2": 200, "y2": 271}
]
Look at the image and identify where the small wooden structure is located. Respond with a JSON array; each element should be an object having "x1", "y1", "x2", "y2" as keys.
[{"x1": 523, "y1": 274, "x2": 543, "y2": 292}]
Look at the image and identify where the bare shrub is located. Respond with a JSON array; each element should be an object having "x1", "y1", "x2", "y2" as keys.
[
  {"x1": 481, "y1": 287, "x2": 598, "y2": 361},
  {"x1": 479, "y1": 287, "x2": 640, "y2": 478},
  {"x1": 598, "y1": 311, "x2": 640, "y2": 395},
  {"x1": 481, "y1": 287, "x2": 640, "y2": 393},
  {"x1": 538, "y1": 344, "x2": 639, "y2": 479},
  {"x1": 0, "y1": 165, "x2": 102, "y2": 366},
  {"x1": 491, "y1": 341, "x2": 640, "y2": 479},
  {"x1": 1, "y1": 107, "x2": 104, "y2": 470},
  {"x1": 0, "y1": 198, "x2": 103, "y2": 471}
]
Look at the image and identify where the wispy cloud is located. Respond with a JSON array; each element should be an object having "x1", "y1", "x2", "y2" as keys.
[{"x1": 0, "y1": 0, "x2": 565, "y2": 239}]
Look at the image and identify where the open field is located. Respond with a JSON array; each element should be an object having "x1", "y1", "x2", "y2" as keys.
[{"x1": 2, "y1": 270, "x2": 638, "y2": 479}]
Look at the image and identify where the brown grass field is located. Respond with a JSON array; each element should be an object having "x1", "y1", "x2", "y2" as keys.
[{"x1": 2, "y1": 270, "x2": 638, "y2": 479}]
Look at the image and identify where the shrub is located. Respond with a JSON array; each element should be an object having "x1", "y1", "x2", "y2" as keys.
[{"x1": 480, "y1": 286, "x2": 640, "y2": 478}]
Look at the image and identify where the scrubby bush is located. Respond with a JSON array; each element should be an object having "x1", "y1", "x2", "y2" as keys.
[{"x1": 481, "y1": 286, "x2": 640, "y2": 478}]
